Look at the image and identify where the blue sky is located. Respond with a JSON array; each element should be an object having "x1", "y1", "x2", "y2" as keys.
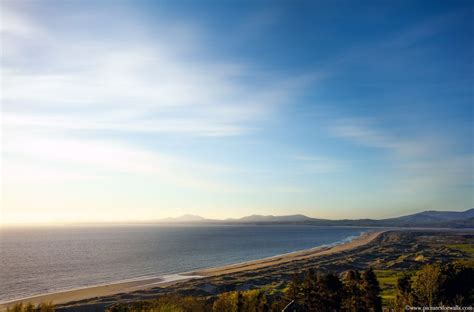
[{"x1": 1, "y1": 0, "x2": 472, "y2": 223}]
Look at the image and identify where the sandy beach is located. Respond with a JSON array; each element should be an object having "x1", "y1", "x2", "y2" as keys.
[
  {"x1": 0, "y1": 230, "x2": 383, "y2": 310},
  {"x1": 188, "y1": 230, "x2": 383, "y2": 276}
]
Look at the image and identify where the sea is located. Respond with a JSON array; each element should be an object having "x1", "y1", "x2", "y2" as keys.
[{"x1": 0, "y1": 224, "x2": 371, "y2": 302}]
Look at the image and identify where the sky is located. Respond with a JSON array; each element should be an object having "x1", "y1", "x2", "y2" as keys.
[{"x1": 1, "y1": 0, "x2": 473, "y2": 224}]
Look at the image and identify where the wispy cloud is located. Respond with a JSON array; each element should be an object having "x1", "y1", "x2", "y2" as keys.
[
  {"x1": 329, "y1": 119, "x2": 431, "y2": 157},
  {"x1": 0, "y1": 3, "x2": 310, "y2": 214},
  {"x1": 293, "y1": 154, "x2": 344, "y2": 174},
  {"x1": 0, "y1": 6, "x2": 40, "y2": 37},
  {"x1": 235, "y1": 7, "x2": 282, "y2": 41},
  {"x1": 385, "y1": 9, "x2": 464, "y2": 49},
  {"x1": 313, "y1": 8, "x2": 463, "y2": 78},
  {"x1": 329, "y1": 118, "x2": 472, "y2": 193},
  {"x1": 1, "y1": 5, "x2": 307, "y2": 138},
  {"x1": 3, "y1": 132, "x2": 229, "y2": 191},
  {"x1": 0, "y1": 3, "x2": 311, "y2": 198}
]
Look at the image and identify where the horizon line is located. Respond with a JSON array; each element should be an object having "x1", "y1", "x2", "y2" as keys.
[{"x1": 1, "y1": 207, "x2": 472, "y2": 227}]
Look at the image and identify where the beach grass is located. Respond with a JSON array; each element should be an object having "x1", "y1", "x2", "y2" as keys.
[{"x1": 6, "y1": 302, "x2": 54, "y2": 312}]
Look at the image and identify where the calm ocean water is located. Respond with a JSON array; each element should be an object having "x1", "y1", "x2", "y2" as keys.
[{"x1": 0, "y1": 225, "x2": 370, "y2": 302}]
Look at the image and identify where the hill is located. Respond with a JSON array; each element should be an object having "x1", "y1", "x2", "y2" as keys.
[
  {"x1": 383, "y1": 208, "x2": 474, "y2": 224},
  {"x1": 156, "y1": 214, "x2": 212, "y2": 223},
  {"x1": 155, "y1": 209, "x2": 474, "y2": 228},
  {"x1": 225, "y1": 214, "x2": 319, "y2": 223}
]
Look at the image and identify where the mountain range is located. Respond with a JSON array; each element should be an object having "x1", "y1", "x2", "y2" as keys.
[{"x1": 156, "y1": 208, "x2": 474, "y2": 228}]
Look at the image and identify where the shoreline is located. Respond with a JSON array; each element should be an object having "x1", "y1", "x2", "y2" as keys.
[
  {"x1": 0, "y1": 230, "x2": 384, "y2": 309},
  {"x1": 187, "y1": 230, "x2": 383, "y2": 276},
  {"x1": 0, "y1": 274, "x2": 200, "y2": 308}
]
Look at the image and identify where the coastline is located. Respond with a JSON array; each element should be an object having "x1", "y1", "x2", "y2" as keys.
[
  {"x1": 187, "y1": 230, "x2": 383, "y2": 276},
  {"x1": 0, "y1": 230, "x2": 384, "y2": 309}
]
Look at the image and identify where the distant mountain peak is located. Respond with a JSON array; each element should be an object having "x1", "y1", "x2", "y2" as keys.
[
  {"x1": 153, "y1": 209, "x2": 474, "y2": 227},
  {"x1": 157, "y1": 214, "x2": 207, "y2": 223},
  {"x1": 155, "y1": 213, "x2": 318, "y2": 224},
  {"x1": 232, "y1": 214, "x2": 318, "y2": 222},
  {"x1": 386, "y1": 208, "x2": 474, "y2": 224}
]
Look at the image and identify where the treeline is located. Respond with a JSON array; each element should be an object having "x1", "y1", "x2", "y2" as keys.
[
  {"x1": 107, "y1": 268, "x2": 383, "y2": 312},
  {"x1": 394, "y1": 263, "x2": 473, "y2": 310},
  {"x1": 107, "y1": 290, "x2": 280, "y2": 312},
  {"x1": 287, "y1": 263, "x2": 474, "y2": 311},
  {"x1": 284, "y1": 268, "x2": 382, "y2": 311}
]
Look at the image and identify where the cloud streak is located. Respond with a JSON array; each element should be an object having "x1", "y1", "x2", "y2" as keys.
[
  {"x1": 329, "y1": 118, "x2": 472, "y2": 193},
  {"x1": 0, "y1": 2, "x2": 314, "y2": 222},
  {"x1": 0, "y1": 3, "x2": 311, "y2": 195},
  {"x1": 1, "y1": 5, "x2": 308, "y2": 138}
]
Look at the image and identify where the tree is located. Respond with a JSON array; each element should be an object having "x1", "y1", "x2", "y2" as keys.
[
  {"x1": 212, "y1": 292, "x2": 237, "y2": 312},
  {"x1": 300, "y1": 269, "x2": 318, "y2": 310},
  {"x1": 342, "y1": 270, "x2": 366, "y2": 312},
  {"x1": 255, "y1": 290, "x2": 268, "y2": 312},
  {"x1": 287, "y1": 270, "x2": 345, "y2": 312},
  {"x1": 438, "y1": 263, "x2": 474, "y2": 305},
  {"x1": 362, "y1": 268, "x2": 382, "y2": 312},
  {"x1": 412, "y1": 264, "x2": 441, "y2": 306},
  {"x1": 285, "y1": 273, "x2": 302, "y2": 303},
  {"x1": 317, "y1": 272, "x2": 344, "y2": 312},
  {"x1": 236, "y1": 291, "x2": 244, "y2": 312},
  {"x1": 395, "y1": 273, "x2": 412, "y2": 311}
]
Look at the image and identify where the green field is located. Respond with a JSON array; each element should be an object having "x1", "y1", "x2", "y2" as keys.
[
  {"x1": 374, "y1": 269, "x2": 408, "y2": 305},
  {"x1": 447, "y1": 244, "x2": 474, "y2": 257}
]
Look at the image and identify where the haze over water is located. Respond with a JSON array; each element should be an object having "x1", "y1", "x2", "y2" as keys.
[{"x1": 0, "y1": 225, "x2": 370, "y2": 302}]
